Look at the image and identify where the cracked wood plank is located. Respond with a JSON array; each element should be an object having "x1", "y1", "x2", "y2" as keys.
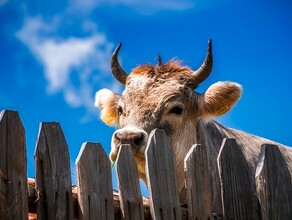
[
  {"x1": 0, "y1": 110, "x2": 28, "y2": 219},
  {"x1": 34, "y1": 122, "x2": 73, "y2": 220}
]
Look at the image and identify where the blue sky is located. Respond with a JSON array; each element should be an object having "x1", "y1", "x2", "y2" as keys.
[{"x1": 1, "y1": 0, "x2": 291, "y2": 190}]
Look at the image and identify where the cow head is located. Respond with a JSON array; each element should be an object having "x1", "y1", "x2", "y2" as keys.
[{"x1": 95, "y1": 41, "x2": 242, "y2": 192}]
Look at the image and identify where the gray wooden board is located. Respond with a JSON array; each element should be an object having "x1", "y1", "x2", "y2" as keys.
[
  {"x1": 255, "y1": 144, "x2": 292, "y2": 219},
  {"x1": 34, "y1": 122, "x2": 74, "y2": 220},
  {"x1": 145, "y1": 129, "x2": 181, "y2": 220},
  {"x1": 217, "y1": 138, "x2": 259, "y2": 220},
  {"x1": 0, "y1": 110, "x2": 28, "y2": 219},
  {"x1": 76, "y1": 142, "x2": 114, "y2": 220},
  {"x1": 116, "y1": 144, "x2": 144, "y2": 220},
  {"x1": 184, "y1": 144, "x2": 213, "y2": 220}
]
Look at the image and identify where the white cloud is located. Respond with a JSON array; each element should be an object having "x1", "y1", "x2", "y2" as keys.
[
  {"x1": 16, "y1": 16, "x2": 122, "y2": 118},
  {"x1": 0, "y1": 0, "x2": 9, "y2": 6},
  {"x1": 34, "y1": 36, "x2": 106, "y2": 92}
]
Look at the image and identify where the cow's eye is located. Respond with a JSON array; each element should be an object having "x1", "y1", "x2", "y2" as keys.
[
  {"x1": 169, "y1": 106, "x2": 183, "y2": 115},
  {"x1": 117, "y1": 106, "x2": 123, "y2": 116}
]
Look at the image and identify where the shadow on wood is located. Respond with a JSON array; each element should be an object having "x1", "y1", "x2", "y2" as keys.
[
  {"x1": 217, "y1": 138, "x2": 259, "y2": 220},
  {"x1": 34, "y1": 122, "x2": 74, "y2": 219},
  {"x1": 256, "y1": 144, "x2": 292, "y2": 220},
  {"x1": 0, "y1": 110, "x2": 28, "y2": 219}
]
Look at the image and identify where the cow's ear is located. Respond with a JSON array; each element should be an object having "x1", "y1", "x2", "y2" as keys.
[
  {"x1": 199, "y1": 81, "x2": 242, "y2": 118},
  {"x1": 95, "y1": 89, "x2": 119, "y2": 126}
]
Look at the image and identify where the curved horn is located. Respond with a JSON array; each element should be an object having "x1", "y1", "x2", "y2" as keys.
[
  {"x1": 192, "y1": 40, "x2": 213, "y2": 85},
  {"x1": 111, "y1": 43, "x2": 128, "y2": 85}
]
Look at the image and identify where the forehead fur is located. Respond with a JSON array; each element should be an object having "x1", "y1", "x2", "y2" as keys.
[
  {"x1": 121, "y1": 69, "x2": 195, "y2": 118},
  {"x1": 123, "y1": 60, "x2": 196, "y2": 110},
  {"x1": 130, "y1": 59, "x2": 194, "y2": 82}
]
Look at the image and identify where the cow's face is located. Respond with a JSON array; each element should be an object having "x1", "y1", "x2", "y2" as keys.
[{"x1": 95, "y1": 41, "x2": 242, "y2": 186}]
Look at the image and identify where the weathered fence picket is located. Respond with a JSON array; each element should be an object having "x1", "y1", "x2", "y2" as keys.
[
  {"x1": 0, "y1": 110, "x2": 28, "y2": 219},
  {"x1": 116, "y1": 144, "x2": 144, "y2": 220},
  {"x1": 255, "y1": 144, "x2": 292, "y2": 220},
  {"x1": 76, "y1": 142, "x2": 114, "y2": 220},
  {"x1": 34, "y1": 122, "x2": 74, "y2": 219},
  {"x1": 146, "y1": 129, "x2": 181, "y2": 220},
  {"x1": 1, "y1": 109, "x2": 292, "y2": 219},
  {"x1": 184, "y1": 144, "x2": 213, "y2": 220},
  {"x1": 217, "y1": 138, "x2": 259, "y2": 220}
]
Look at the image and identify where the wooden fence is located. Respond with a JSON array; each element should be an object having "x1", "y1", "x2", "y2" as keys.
[{"x1": 1, "y1": 109, "x2": 292, "y2": 219}]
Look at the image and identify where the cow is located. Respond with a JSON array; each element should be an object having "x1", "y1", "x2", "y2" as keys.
[{"x1": 94, "y1": 41, "x2": 292, "y2": 213}]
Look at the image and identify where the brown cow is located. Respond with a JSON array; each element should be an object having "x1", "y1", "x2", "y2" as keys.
[{"x1": 95, "y1": 41, "x2": 292, "y2": 213}]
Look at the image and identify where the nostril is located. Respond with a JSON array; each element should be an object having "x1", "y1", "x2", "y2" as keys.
[
  {"x1": 133, "y1": 134, "x2": 144, "y2": 147},
  {"x1": 115, "y1": 132, "x2": 124, "y2": 142},
  {"x1": 113, "y1": 129, "x2": 146, "y2": 147}
]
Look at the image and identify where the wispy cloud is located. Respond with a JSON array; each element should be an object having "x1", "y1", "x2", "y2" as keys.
[
  {"x1": 16, "y1": 16, "x2": 121, "y2": 120},
  {"x1": 0, "y1": 0, "x2": 9, "y2": 6}
]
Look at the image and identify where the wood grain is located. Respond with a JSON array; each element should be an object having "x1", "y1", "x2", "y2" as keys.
[
  {"x1": 116, "y1": 144, "x2": 144, "y2": 220},
  {"x1": 217, "y1": 138, "x2": 259, "y2": 220},
  {"x1": 34, "y1": 122, "x2": 74, "y2": 219},
  {"x1": 184, "y1": 144, "x2": 213, "y2": 220},
  {"x1": 0, "y1": 110, "x2": 28, "y2": 219},
  {"x1": 256, "y1": 144, "x2": 292, "y2": 220},
  {"x1": 146, "y1": 129, "x2": 181, "y2": 220},
  {"x1": 76, "y1": 142, "x2": 114, "y2": 220}
]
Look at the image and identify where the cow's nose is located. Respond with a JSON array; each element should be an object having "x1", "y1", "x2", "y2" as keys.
[{"x1": 114, "y1": 130, "x2": 145, "y2": 148}]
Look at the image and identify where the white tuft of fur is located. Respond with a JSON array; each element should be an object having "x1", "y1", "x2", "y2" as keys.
[{"x1": 94, "y1": 88, "x2": 116, "y2": 109}]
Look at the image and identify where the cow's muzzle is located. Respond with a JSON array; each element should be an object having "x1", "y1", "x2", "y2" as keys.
[{"x1": 110, "y1": 126, "x2": 148, "y2": 162}]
